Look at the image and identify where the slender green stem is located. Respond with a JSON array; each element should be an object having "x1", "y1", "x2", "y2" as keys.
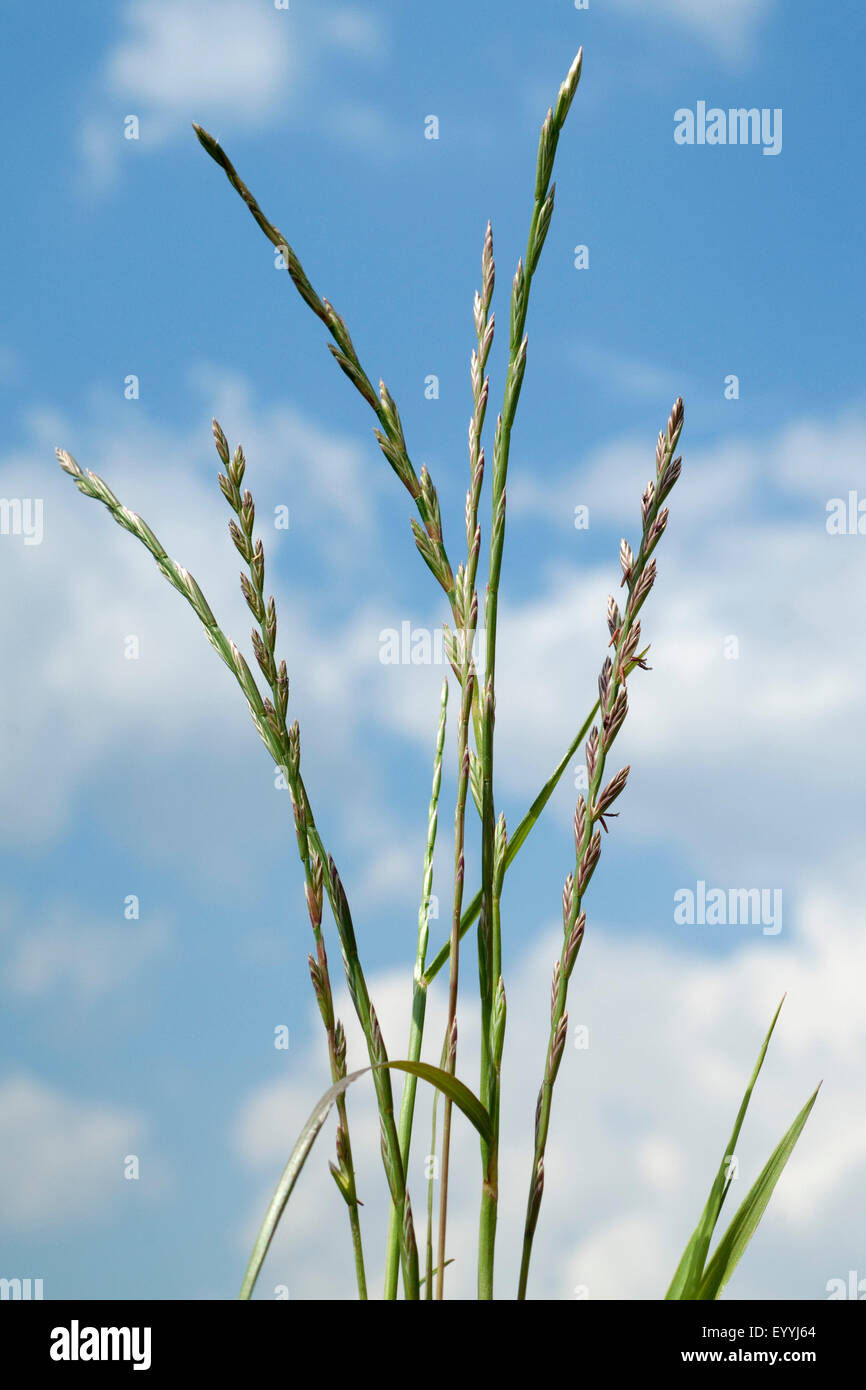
[
  {"x1": 383, "y1": 679, "x2": 448, "y2": 1299},
  {"x1": 518, "y1": 399, "x2": 684, "y2": 1297},
  {"x1": 301, "y1": 794, "x2": 420, "y2": 1299},
  {"x1": 436, "y1": 671, "x2": 473, "y2": 1297},
  {"x1": 477, "y1": 48, "x2": 584, "y2": 1299},
  {"x1": 434, "y1": 220, "x2": 494, "y2": 1299},
  {"x1": 424, "y1": 1037, "x2": 447, "y2": 1299},
  {"x1": 192, "y1": 122, "x2": 490, "y2": 739},
  {"x1": 55, "y1": 442, "x2": 419, "y2": 1297},
  {"x1": 192, "y1": 122, "x2": 457, "y2": 600},
  {"x1": 212, "y1": 427, "x2": 370, "y2": 1297},
  {"x1": 422, "y1": 698, "x2": 600, "y2": 988},
  {"x1": 478, "y1": 831, "x2": 507, "y2": 1299}
]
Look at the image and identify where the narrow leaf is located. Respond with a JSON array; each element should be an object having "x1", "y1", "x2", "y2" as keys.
[
  {"x1": 697, "y1": 1084, "x2": 820, "y2": 1300},
  {"x1": 424, "y1": 699, "x2": 600, "y2": 986},
  {"x1": 240, "y1": 1061, "x2": 490, "y2": 1299},
  {"x1": 666, "y1": 996, "x2": 787, "y2": 1299},
  {"x1": 388, "y1": 1061, "x2": 493, "y2": 1147},
  {"x1": 419, "y1": 1259, "x2": 454, "y2": 1288}
]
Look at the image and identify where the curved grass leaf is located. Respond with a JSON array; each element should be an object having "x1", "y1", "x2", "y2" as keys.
[
  {"x1": 666, "y1": 996, "x2": 787, "y2": 1299},
  {"x1": 239, "y1": 1060, "x2": 491, "y2": 1299},
  {"x1": 392, "y1": 1061, "x2": 493, "y2": 1146},
  {"x1": 697, "y1": 1083, "x2": 821, "y2": 1300}
]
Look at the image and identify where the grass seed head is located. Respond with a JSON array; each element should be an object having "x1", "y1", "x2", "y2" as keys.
[
  {"x1": 574, "y1": 796, "x2": 586, "y2": 854},
  {"x1": 550, "y1": 960, "x2": 561, "y2": 1021},
  {"x1": 576, "y1": 829, "x2": 602, "y2": 897},
  {"x1": 585, "y1": 727, "x2": 599, "y2": 782},
  {"x1": 554, "y1": 47, "x2": 583, "y2": 130},
  {"x1": 565, "y1": 912, "x2": 585, "y2": 974},
  {"x1": 602, "y1": 687, "x2": 628, "y2": 748},
  {"x1": 619, "y1": 538, "x2": 634, "y2": 587},
  {"x1": 562, "y1": 873, "x2": 574, "y2": 927}
]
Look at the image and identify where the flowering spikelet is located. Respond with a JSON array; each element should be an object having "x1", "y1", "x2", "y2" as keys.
[
  {"x1": 305, "y1": 877, "x2": 322, "y2": 929},
  {"x1": 641, "y1": 480, "x2": 655, "y2": 526},
  {"x1": 562, "y1": 873, "x2": 574, "y2": 928},
  {"x1": 598, "y1": 655, "x2": 613, "y2": 706},
  {"x1": 547, "y1": 1013, "x2": 569, "y2": 1082},
  {"x1": 369, "y1": 1003, "x2": 387, "y2": 1068},
  {"x1": 619, "y1": 537, "x2": 634, "y2": 587},
  {"x1": 596, "y1": 765, "x2": 630, "y2": 818},
  {"x1": 576, "y1": 829, "x2": 602, "y2": 896},
  {"x1": 574, "y1": 796, "x2": 586, "y2": 855},
  {"x1": 620, "y1": 620, "x2": 642, "y2": 669},
  {"x1": 551, "y1": 960, "x2": 561, "y2": 1021},
  {"x1": 565, "y1": 912, "x2": 585, "y2": 974},
  {"x1": 585, "y1": 726, "x2": 599, "y2": 782},
  {"x1": 627, "y1": 557, "x2": 657, "y2": 619},
  {"x1": 333, "y1": 1018, "x2": 347, "y2": 1075},
  {"x1": 657, "y1": 456, "x2": 682, "y2": 505},
  {"x1": 308, "y1": 955, "x2": 328, "y2": 1024},
  {"x1": 602, "y1": 686, "x2": 628, "y2": 748}
]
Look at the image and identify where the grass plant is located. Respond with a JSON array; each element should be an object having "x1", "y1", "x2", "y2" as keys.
[{"x1": 57, "y1": 47, "x2": 817, "y2": 1300}]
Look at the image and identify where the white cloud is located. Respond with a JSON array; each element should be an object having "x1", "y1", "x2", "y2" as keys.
[
  {"x1": 11, "y1": 371, "x2": 863, "y2": 1293},
  {"x1": 387, "y1": 412, "x2": 866, "y2": 887},
  {"x1": 106, "y1": 0, "x2": 296, "y2": 124},
  {"x1": 609, "y1": 0, "x2": 775, "y2": 62},
  {"x1": 0, "y1": 370, "x2": 386, "y2": 853},
  {"x1": 0, "y1": 1075, "x2": 148, "y2": 1227},
  {"x1": 231, "y1": 872, "x2": 865, "y2": 1299},
  {"x1": 568, "y1": 343, "x2": 684, "y2": 407},
  {"x1": 9, "y1": 381, "x2": 866, "y2": 915},
  {"x1": 222, "y1": 398, "x2": 866, "y2": 1298},
  {"x1": 318, "y1": 9, "x2": 388, "y2": 60},
  {"x1": 77, "y1": 1, "x2": 392, "y2": 188},
  {"x1": 2, "y1": 904, "x2": 173, "y2": 1001}
]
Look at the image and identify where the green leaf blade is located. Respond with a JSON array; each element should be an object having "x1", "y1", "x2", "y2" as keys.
[
  {"x1": 666, "y1": 996, "x2": 788, "y2": 1300},
  {"x1": 239, "y1": 1061, "x2": 491, "y2": 1299},
  {"x1": 697, "y1": 1084, "x2": 821, "y2": 1301}
]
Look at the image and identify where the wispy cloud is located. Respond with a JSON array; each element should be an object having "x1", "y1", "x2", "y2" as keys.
[
  {"x1": 569, "y1": 342, "x2": 685, "y2": 408},
  {"x1": 0, "y1": 369, "x2": 385, "y2": 852},
  {"x1": 609, "y1": 0, "x2": 776, "y2": 63},
  {"x1": 0, "y1": 1075, "x2": 149, "y2": 1227},
  {"x1": 77, "y1": 1, "x2": 393, "y2": 190},
  {"x1": 2, "y1": 903, "x2": 174, "y2": 1001},
  {"x1": 379, "y1": 410, "x2": 866, "y2": 886},
  {"x1": 232, "y1": 871, "x2": 862, "y2": 1298}
]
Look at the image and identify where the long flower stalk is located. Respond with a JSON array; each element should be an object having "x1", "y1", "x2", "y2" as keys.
[
  {"x1": 517, "y1": 396, "x2": 685, "y2": 1298},
  {"x1": 383, "y1": 678, "x2": 448, "y2": 1298},
  {"x1": 55, "y1": 440, "x2": 421, "y2": 1298},
  {"x1": 212, "y1": 420, "x2": 368, "y2": 1296},
  {"x1": 433, "y1": 221, "x2": 495, "y2": 1298},
  {"x1": 477, "y1": 47, "x2": 584, "y2": 1299},
  {"x1": 192, "y1": 123, "x2": 493, "y2": 782}
]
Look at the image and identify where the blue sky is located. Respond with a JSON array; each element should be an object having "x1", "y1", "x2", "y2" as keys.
[{"x1": 1, "y1": 0, "x2": 864, "y2": 1300}]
